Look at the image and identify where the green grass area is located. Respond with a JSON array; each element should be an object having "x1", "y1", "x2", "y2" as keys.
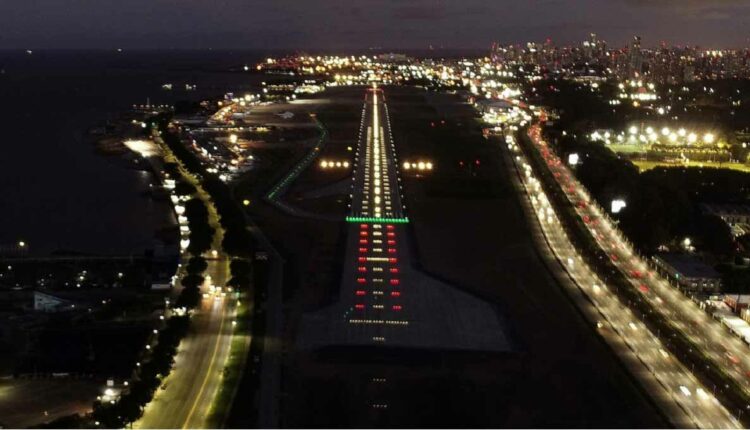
[{"x1": 632, "y1": 159, "x2": 750, "y2": 173}]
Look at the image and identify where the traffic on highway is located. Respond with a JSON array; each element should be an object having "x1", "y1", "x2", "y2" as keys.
[
  {"x1": 504, "y1": 132, "x2": 738, "y2": 428},
  {"x1": 523, "y1": 120, "x2": 750, "y2": 424}
]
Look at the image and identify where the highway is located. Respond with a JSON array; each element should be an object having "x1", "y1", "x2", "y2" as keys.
[
  {"x1": 525, "y1": 121, "x2": 750, "y2": 422},
  {"x1": 504, "y1": 132, "x2": 739, "y2": 428},
  {"x1": 134, "y1": 130, "x2": 241, "y2": 429},
  {"x1": 134, "y1": 257, "x2": 236, "y2": 429}
]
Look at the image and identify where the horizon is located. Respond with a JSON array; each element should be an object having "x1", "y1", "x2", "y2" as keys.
[{"x1": 2, "y1": 0, "x2": 750, "y2": 50}]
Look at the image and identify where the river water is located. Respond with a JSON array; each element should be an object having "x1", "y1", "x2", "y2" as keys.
[{"x1": 0, "y1": 49, "x2": 270, "y2": 256}]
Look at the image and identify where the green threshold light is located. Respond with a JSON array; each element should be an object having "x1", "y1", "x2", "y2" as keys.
[{"x1": 346, "y1": 216, "x2": 410, "y2": 224}]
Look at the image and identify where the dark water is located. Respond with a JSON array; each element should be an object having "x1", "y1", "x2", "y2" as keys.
[{"x1": 0, "y1": 50, "x2": 272, "y2": 256}]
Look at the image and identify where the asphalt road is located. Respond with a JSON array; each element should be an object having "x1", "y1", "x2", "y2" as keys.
[
  {"x1": 505, "y1": 132, "x2": 739, "y2": 429},
  {"x1": 133, "y1": 257, "x2": 236, "y2": 429},
  {"x1": 527, "y1": 124, "x2": 750, "y2": 414}
]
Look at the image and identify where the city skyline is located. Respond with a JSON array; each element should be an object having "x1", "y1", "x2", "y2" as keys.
[{"x1": 3, "y1": 0, "x2": 750, "y2": 49}]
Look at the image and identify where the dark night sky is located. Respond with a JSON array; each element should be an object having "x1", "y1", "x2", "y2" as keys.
[{"x1": 2, "y1": 0, "x2": 750, "y2": 50}]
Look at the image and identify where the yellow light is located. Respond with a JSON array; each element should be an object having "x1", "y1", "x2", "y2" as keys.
[
  {"x1": 243, "y1": 199, "x2": 251, "y2": 206},
  {"x1": 403, "y1": 162, "x2": 410, "y2": 170},
  {"x1": 703, "y1": 133, "x2": 715, "y2": 144}
]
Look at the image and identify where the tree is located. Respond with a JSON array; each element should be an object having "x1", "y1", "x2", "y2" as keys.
[
  {"x1": 186, "y1": 256, "x2": 208, "y2": 275},
  {"x1": 174, "y1": 181, "x2": 196, "y2": 196},
  {"x1": 694, "y1": 214, "x2": 735, "y2": 257}
]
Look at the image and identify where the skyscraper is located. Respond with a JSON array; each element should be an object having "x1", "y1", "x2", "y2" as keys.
[{"x1": 630, "y1": 36, "x2": 643, "y2": 77}]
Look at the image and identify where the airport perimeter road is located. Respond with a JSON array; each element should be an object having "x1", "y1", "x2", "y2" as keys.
[
  {"x1": 504, "y1": 134, "x2": 739, "y2": 429},
  {"x1": 134, "y1": 257, "x2": 237, "y2": 430},
  {"x1": 526, "y1": 124, "x2": 750, "y2": 417}
]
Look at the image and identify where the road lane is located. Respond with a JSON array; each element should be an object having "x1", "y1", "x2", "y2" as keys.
[
  {"x1": 504, "y1": 132, "x2": 738, "y2": 428},
  {"x1": 526, "y1": 123, "x2": 750, "y2": 419},
  {"x1": 134, "y1": 257, "x2": 236, "y2": 429}
]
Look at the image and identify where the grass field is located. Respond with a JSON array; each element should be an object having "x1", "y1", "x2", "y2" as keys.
[{"x1": 632, "y1": 159, "x2": 750, "y2": 172}]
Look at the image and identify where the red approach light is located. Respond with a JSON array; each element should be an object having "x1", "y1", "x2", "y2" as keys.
[
  {"x1": 358, "y1": 266, "x2": 367, "y2": 272},
  {"x1": 611, "y1": 254, "x2": 618, "y2": 262},
  {"x1": 475, "y1": 159, "x2": 480, "y2": 166},
  {"x1": 360, "y1": 224, "x2": 369, "y2": 229},
  {"x1": 355, "y1": 290, "x2": 366, "y2": 296},
  {"x1": 387, "y1": 240, "x2": 396, "y2": 245},
  {"x1": 387, "y1": 232, "x2": 396, "y2": 237},
  {"x1": 459, "y1": 161, "x2": 465, "y2": 167},
  {"x1": 390, "y1": 279, "x2": 400, "y2": 286},
  {"x1": 386, "y1": 225, "x2": 395, "y2": 231},
  {"x1": 638, "y1": 284, "x2": 649, "y2": 293},
  {"x1": 360, "y1": 231, "x2": 368, "y2": 237},
  {"x1": 389, "y1": 257, "x2": 398, "y2": 264},
  {"x1": 389, "y1": 268, "x2": 399, "y2": 274},
  {"x1": 359, "y1": 239, "x2": 368, "y2": 245},
  {"x1": 355, "y1": 304, "x2": 365, "y2": 310},
  {"x1": 392, "y1": 305, "x2": 402, "y2": 311},
  {"x1": 358, "y1": 247, "x2": 368, "y2": 253},
  {"x1": 431, "y1": 122, "x2": 435, "y2": 127},
  {"x1": 391, "y1": 291, "x2": 401, "y2": 297},
  {"x1": 387, "y1": 248, "x2": 397, "y2": 254},
  {"x1": 356, "y1": 277, "x2": 367, "y2": 284},
  {"x1": 358, "y1": 257, "x2": 367, "y2": 263}
]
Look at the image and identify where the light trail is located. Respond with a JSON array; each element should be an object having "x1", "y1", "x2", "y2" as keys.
[{"x1": 506, "y1": 132, "x2": 738, "y2": 429}]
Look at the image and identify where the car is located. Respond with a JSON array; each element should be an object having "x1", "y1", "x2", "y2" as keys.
[{"x1": 726, "y1": 352, "x2": 740, "y2": 365}]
